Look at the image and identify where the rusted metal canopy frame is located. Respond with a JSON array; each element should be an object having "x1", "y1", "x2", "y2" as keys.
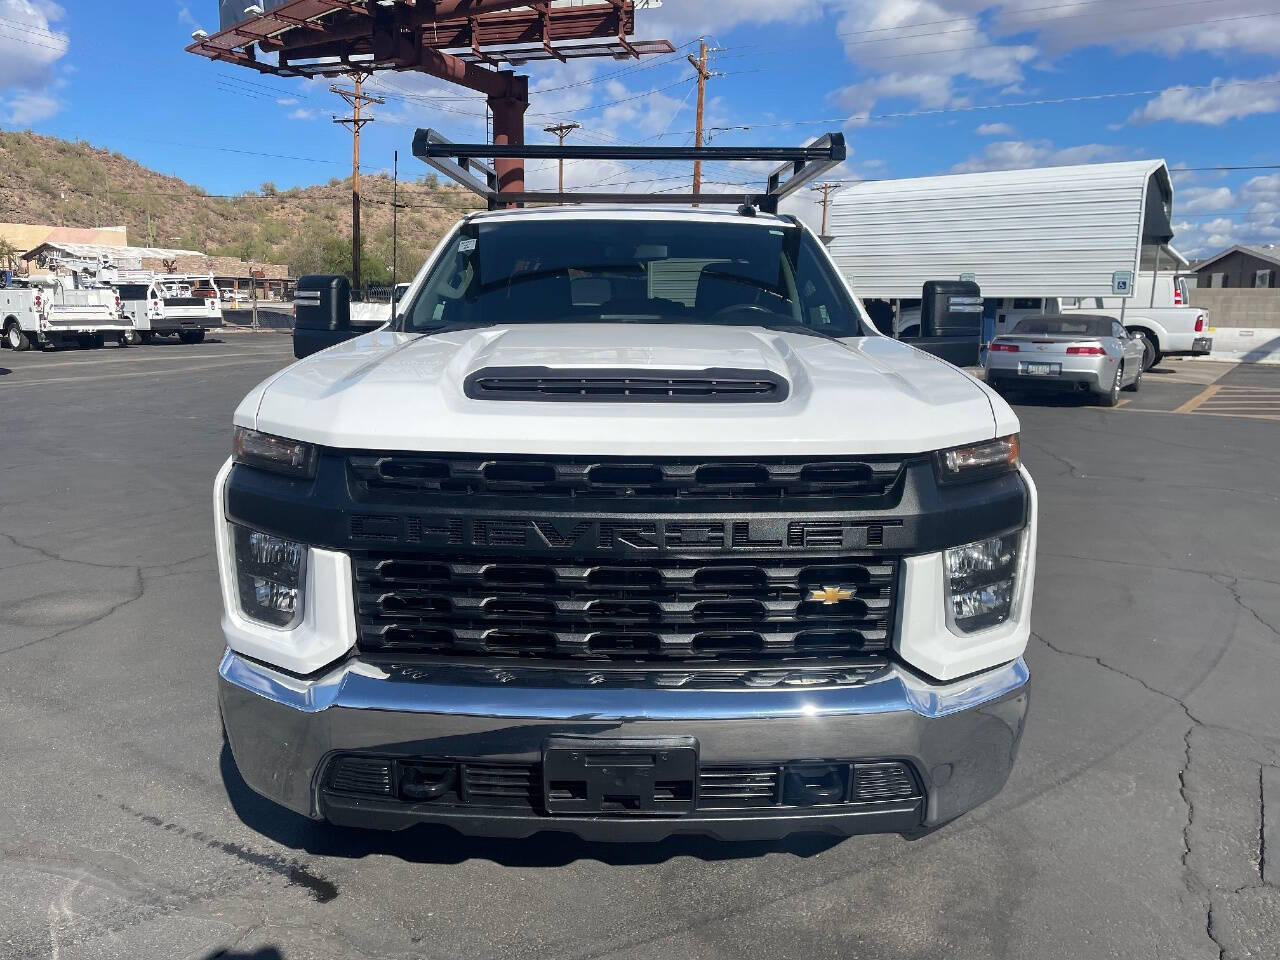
[
  {"x1": 186, "y1": 0, "x2": 661, "y2": 73},
  {"x1": 186, "y1": 1, "x2": 673, "y2": 198},
  {"x1": 413, "y1": 129, "x2": 848, "y2": 213}
]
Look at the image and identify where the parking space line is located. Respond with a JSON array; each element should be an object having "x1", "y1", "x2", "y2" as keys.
[
  {"x1": 0, "y1": 348, "x2": 290, "y2": 372},
  {"x1": 1174, "y1": 384, "x2": 1221, "y2": 414},
  {"x1": 0, "y1": 356, "x2": 287, "y2": 388},
  {"x1": 1189, "y1": 412, "x2": 1280, "y2": 422}
]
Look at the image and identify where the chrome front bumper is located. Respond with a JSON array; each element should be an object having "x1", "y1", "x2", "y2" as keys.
[{"x1": 219, "y1": 651, "x2": 1029, "y2": 840}]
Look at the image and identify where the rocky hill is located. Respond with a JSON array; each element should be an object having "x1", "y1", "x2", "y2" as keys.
[{"x1": 0, "y1": 130, "x2": 481, "y2": 284}]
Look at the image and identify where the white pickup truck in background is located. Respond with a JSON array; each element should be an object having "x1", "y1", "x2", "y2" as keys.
[
  {"x1": 1, "y1": 276, "x2": 130, "y2": 351},
  {"x1": 990, "y1": 274, "x2": 1211, "y2": 370}
]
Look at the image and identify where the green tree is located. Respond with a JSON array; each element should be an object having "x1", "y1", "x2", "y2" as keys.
[{"x1": 0, "y1": 236, "x2": 20, "y2": 272}]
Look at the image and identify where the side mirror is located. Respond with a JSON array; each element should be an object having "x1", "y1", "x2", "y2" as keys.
[
  {"x1": 392, "y1": 282, "x2": 410, "y2": 307},
  {"x1": 293, "y1": 274, "x2": 353, "y2": 359},
  {"x1": 914, "y1": 280, "x2": 984, "y2": 366}
]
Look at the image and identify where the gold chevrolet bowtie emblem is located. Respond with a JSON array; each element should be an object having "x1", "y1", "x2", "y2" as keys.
[{"x1": 809, "y1": 586, "x2": 854, "y2": 605}]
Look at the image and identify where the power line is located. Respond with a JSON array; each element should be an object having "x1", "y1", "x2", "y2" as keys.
[
  {"x1": 714, "y1": 7, "x2": 1280, "y2": 72},
  {"x1": 0, "y1": 23, "x2": 66, "y2": 51},
  {"x1": 692, "y1": 76, "x2": 1280, "y2": 136}
]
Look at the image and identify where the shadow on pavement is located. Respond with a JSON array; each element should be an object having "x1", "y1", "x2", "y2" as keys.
[
  {"x1": 201, "y1": 949, "x2": 284, "y2": 960},
  {"x1": 220, "y1": 743, "x2": 845, "y2": 867}
]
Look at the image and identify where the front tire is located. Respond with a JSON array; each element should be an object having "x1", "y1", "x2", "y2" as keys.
[
  {"x1": 1097, "y1": 364, "x2": 1123, "y2": 407},
  {"x1": 5, "y1": 321, "x2": 31, "y2": 351}
]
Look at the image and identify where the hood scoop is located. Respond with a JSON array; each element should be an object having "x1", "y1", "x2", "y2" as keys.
[{"x1": 463, "y1": 366, "x2": 790, "y2": 403}]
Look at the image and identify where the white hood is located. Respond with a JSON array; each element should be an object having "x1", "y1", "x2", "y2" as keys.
[{"x1": 241, "y1": 324, "x2": 1010, "y2": 457}]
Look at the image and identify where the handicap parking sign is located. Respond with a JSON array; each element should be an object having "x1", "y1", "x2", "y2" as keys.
[{"x1": 1112, "y1": 271, "x2": 1134, "y2": 295}]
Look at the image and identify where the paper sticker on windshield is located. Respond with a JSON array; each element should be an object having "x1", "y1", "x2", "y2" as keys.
[{"x1": 459, "y1": 238, "x2": 477, "y2": 253}]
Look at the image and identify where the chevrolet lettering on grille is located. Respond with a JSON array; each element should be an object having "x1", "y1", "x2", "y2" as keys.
[{"x1": 350, "y1": 514, "x2": 904, "y2": 554}]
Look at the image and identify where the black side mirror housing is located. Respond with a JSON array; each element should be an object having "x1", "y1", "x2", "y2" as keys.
[
  {"x1": 913, "y1": 280, "x2": 984, "y2": 367},
  {"x1": 293, "y1": 275, "x2": 353, "y2": 359}
]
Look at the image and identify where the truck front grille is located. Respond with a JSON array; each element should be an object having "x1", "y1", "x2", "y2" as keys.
[
  {"x1": 353, "y1": 553, "x2": 898, "y2": 663},
  {"x1": 349, "y1": 453, "x2": 906, "y2": 504}
]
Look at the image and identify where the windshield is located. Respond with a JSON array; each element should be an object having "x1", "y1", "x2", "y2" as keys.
[
  {"x1": 400, "y1": 218, "x2": 864, "y2": 338},
  {"x1": 1012, "y1": 316, "x2": 1112, "y2": 337}
]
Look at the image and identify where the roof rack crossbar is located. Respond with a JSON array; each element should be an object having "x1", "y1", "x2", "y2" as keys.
[
  {"x1": 414, "y1": 127, "x2": 501, "y2": 199},
  {"x1": 412, "y1": 128, "x2": 845, "y2": 212}
]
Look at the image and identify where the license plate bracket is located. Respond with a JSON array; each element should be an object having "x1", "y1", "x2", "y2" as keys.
[
  {"x1": 542, "y1": 736, "x2": 698, "y2": 816},
  {"x1": 1024, "y1": 361, "x2": 1060, "y2": 376}
]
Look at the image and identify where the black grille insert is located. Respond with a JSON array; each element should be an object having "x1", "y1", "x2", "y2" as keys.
[
  {"x1": 325, "y1": 757, "x2": 922, "y2": 813},
  {"x1": 349, "y1": 453, "x2": 908, "y2": 504},
  {"x1": 354, "y1": 553, "x2": 898, "y2": 663},
  {"x1": 464, "y1": 366, "x2": 790, "y2": 403}
]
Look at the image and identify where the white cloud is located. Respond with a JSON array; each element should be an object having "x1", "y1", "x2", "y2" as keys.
[
  {"x1": 4, "y1": 89, "x2": 59, "y2": 125},
  {"x1": 0, "y1": 1, "x2": 69, "y2": 89},
  {"x1": 288, "y1": 107, "x2": 316, "y2": 121},
  {"x1": 0, "y1": 1, "x2": 68, "y2": 124},
  {"x1": 951, "y1": 139, "x2": 1126, "y2": 173},
  {"x1": 1129, "y1": 75, "x2": 1280, "y2": 126},
  {"x1": 1178, "y1": 186, "x2": 1235, "y2": 216},
  {"x1": 979, "y1": 0, "x2": 1280, "y2": 59},
  {"x1": 175, "y1": 2, "x2": 196, "y2": 28},
  {"x1": 1169, "y1": 174, "x2": 1280, "y2": 256},
  {"x1": 977, "y1": 122, "x2": 1016, "y2": 136},
  {"x1": 641, "y1": 0, "x2": 827, "y2": 41},
  {"x1": 830, "y1": 1, "x2": 1036, "y2": 120},
  {"x1": 275, "y1": 97, "x2": 298, "y2": 107}
]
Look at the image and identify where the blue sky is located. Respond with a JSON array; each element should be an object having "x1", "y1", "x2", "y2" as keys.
[{"x1": 3, "y1": 0, "x2": 1280, "y2": 255}]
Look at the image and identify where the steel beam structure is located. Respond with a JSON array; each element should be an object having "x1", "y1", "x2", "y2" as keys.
[{"x1": 188, "y1": 0, "x2": 672, "y2": 203}]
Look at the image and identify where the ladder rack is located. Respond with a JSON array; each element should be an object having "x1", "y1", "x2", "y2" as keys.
[{"x1": 412, "y1": 128, "x2": 847, "y2": 213}]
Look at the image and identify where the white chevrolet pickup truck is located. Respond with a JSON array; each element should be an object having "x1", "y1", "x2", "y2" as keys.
[
  {"x1": 215, "y1": 207, "x2": 1037, "y2": 841},
  {"x1": 214, "y1": 135, "x2": 1036, "y2": 841}
]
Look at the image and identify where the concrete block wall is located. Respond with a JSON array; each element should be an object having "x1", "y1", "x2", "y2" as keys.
[{"x1": 1188, "y1": 288, "x2": 1280, "y2": 328}]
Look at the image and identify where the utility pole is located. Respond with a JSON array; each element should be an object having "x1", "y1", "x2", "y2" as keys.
[
  {"x1": 543, "y1": 122, "x2": 581, "y2": 194},
  {"x1": 688, "y1": 38, "x2": 710, "y2": 205},
  {"x1": 331, "y1": 71, "x2": 384, "y2": 295},
  {"x1": 811, "y1": 182, "x2": 842, "y2": 240},
  {"x1": 392, "y1": 150, "x2": 399, "y2": 290}
]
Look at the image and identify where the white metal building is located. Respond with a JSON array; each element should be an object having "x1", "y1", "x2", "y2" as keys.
[{"x1": 827, "y1": 160, "x2": 1177, "y2": 301}]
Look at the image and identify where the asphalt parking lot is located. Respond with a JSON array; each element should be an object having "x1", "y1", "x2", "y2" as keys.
[{"x1": 1, "y1": 333, "x2": 1278, "y2": 960}]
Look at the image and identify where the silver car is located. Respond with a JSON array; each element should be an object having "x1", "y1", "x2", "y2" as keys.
[{"x1": 984, "y1": 314, "x2": 1145, "y2": 407}]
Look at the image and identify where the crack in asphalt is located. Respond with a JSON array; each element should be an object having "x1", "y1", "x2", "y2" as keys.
[
  {"x1": 0, "y1": 530, "x2": 141, "y2": 573},
  {"x1": 0, "y1": 566, "x2": 145, "y2": 659},
  {"x1": 1027, "y1": 624, "x2": 1280, "y2": 960},
  {"x1": 1260, "y1": 767, "x2": 1268, "y2": 888},
  {"x1": 1213, "y1": 575, "x2": 1280, "y2": 642},
  {"x1": 1032, "y1": 630, "x2": 1226, "y2": 958}
]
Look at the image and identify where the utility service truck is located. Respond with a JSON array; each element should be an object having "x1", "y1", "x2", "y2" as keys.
[
  {"x1": 1, "y1": 274, "x2": 129, "y2": 351},
  {"x1": 214, "y1": 133, "x2": 1036, "y2": 842},
  {"x1": 115, "y1": 274, "x2": 222, "y2": 343},
  {"x1": 148, "y1": 275, "x2": 223, "y2": 343}
]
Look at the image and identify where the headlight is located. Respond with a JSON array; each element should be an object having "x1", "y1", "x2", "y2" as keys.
[
  {"x1": 233, "y1": 524, "x2": 306, "y2": 628},
  {"x1": 936, "y1": 435, "x2": 1019, "y2": 484},
  {"x1": 233, "y1": 426, "x2": 317, "y2": 479},
  {"x1": 944, "y1": 531, "x2": 1022, "y2": 634}
]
